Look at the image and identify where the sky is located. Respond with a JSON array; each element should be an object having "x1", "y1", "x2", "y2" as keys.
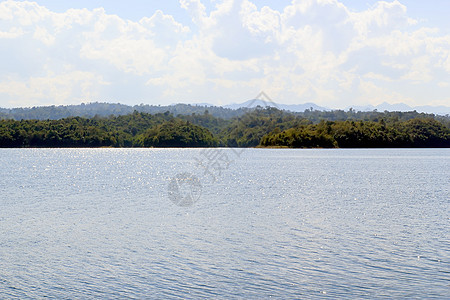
[{"x1": 0, "y1": 0, "x2": 450, "y2": 108}]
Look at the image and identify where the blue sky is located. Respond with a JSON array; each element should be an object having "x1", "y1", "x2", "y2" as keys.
[
  {"x1": 1, "y1": 0, "x2": 449, "y2": 108},
  {"x1": 12, "y1": 0, "x2": 450, "y2": 27}
]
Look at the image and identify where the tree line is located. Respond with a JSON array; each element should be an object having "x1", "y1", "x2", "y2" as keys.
[
  {"x1": 261, "y1": 118, "x2": 449, "y2": 148},
  {"x1": 0, "y1": 108, "x2": 449, "y2": 148},
  {"x1": 2, "y1": 101, "x2": 449, "y2": 123}
]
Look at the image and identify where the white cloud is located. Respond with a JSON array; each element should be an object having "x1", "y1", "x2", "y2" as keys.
[
  {"x1": 33, "y1": 26, "x2": 54, "y2": 45},
  {"x1": 0, "y1": 0, "x2": 449, "y2": 108},
  {"x1": 351, "y1": 1, "x2": 413, "y2": 34},
  {"x1": 80, "y1": 38, "x2": 167, "y2": 75},
  {"x1": 179, "y1": 0, "x2": 209, "y2": 27},
  {"x1": 0, "y1": 70, "x2": 109, "y2": 107},
  {"x1": 357, "y1": 79, "x2": 414, "y2": 106},
  {"x1": 0, "y1": 26, "x2": 23, "y2": 38},
  {"x1": 364, "y1": 72, "x2": 393, "y2": 82}
]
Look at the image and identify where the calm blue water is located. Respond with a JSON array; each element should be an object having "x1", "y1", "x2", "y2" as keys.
[{"x1": 0, "y1": 148, "x2": 449, "y2": 299}]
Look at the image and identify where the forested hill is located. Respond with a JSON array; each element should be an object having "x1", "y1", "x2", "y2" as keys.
[
  {"x1": 1, "y1": 108, "x2": 449, "y2": 148},
  {"x1": 1, "y1": 102, "x2": 450, "y2": 121},
  {"x1": 0, "y1": 102, "x2": 248, "y2": 120}
]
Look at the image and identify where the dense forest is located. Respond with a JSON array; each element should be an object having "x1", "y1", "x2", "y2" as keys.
[
  {"x1": 0, "y1": 107, "x2": 449, "y2": 148},
  {"x1": 261, "y1": 118, "x2": 449, "y2": 148},
  {"x1": 0, "y1": 102, "x2": 250, "y2": 120}
]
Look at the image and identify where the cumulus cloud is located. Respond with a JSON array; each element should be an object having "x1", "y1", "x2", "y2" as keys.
[
  {"x1": 0, "y1": 70, "x2": 109, "y2": 107},
  {"x1": 0, "y1": 0, "x2": 449, "y2": 108}
]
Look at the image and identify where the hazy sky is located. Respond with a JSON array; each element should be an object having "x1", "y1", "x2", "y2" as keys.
[{"x1": 1, "y1": 0, "x2": 450, "y2": 108}]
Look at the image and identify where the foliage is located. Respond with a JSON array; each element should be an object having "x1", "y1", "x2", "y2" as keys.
[
  {"x1": 0, "y1": 108, "x2": 449, "y2": 148},
  {"x1": 135, "y1": 119, "x2": 218, "y2": 147},
  {"x1": 0, "y1": 102, "x2": 250, "y2": 120},
  {"x1": 261, "y1": 118, "x2": 450, "y2": 148},
  {"x1": 2, "y1": 102, "x2": 449, "y2": 124},
  {"x1": 218, "y1": 107, "x2": 306, "y2": 147},
  {"x1": 0, "y1": 111, "x2": 215, "y2": 148}
]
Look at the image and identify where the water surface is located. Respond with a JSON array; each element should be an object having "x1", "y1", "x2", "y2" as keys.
[{"x1": 0, "y1": 148, "x2": 449, "y2": 298}]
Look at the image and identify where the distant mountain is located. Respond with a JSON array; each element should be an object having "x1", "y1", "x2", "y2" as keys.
[
  {"x1": 349, "y1": 102, "x2": 450, "y2": 115},
  {"x1": 414, "y1": 105, "x2": 450, "y2": 115},
  {"x1": 224, "y1": 99, "x2": 329, "y2": 112},
  {"x1": 225, "y1": 99, "x2": 450, "y2": 115}
]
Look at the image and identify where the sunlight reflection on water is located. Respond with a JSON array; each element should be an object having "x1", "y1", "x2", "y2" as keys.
[{"x1": 0, "y1": 148, "x2": 449, "y2": 298}]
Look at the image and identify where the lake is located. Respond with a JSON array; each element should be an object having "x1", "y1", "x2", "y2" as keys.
[{"x1": 0, "y1": 148, "x2": 449, "y2": 298}]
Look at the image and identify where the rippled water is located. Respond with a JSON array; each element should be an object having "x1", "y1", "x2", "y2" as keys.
[{"x1": 0, "y1": 148, "x2": 449, "y2": 299}]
